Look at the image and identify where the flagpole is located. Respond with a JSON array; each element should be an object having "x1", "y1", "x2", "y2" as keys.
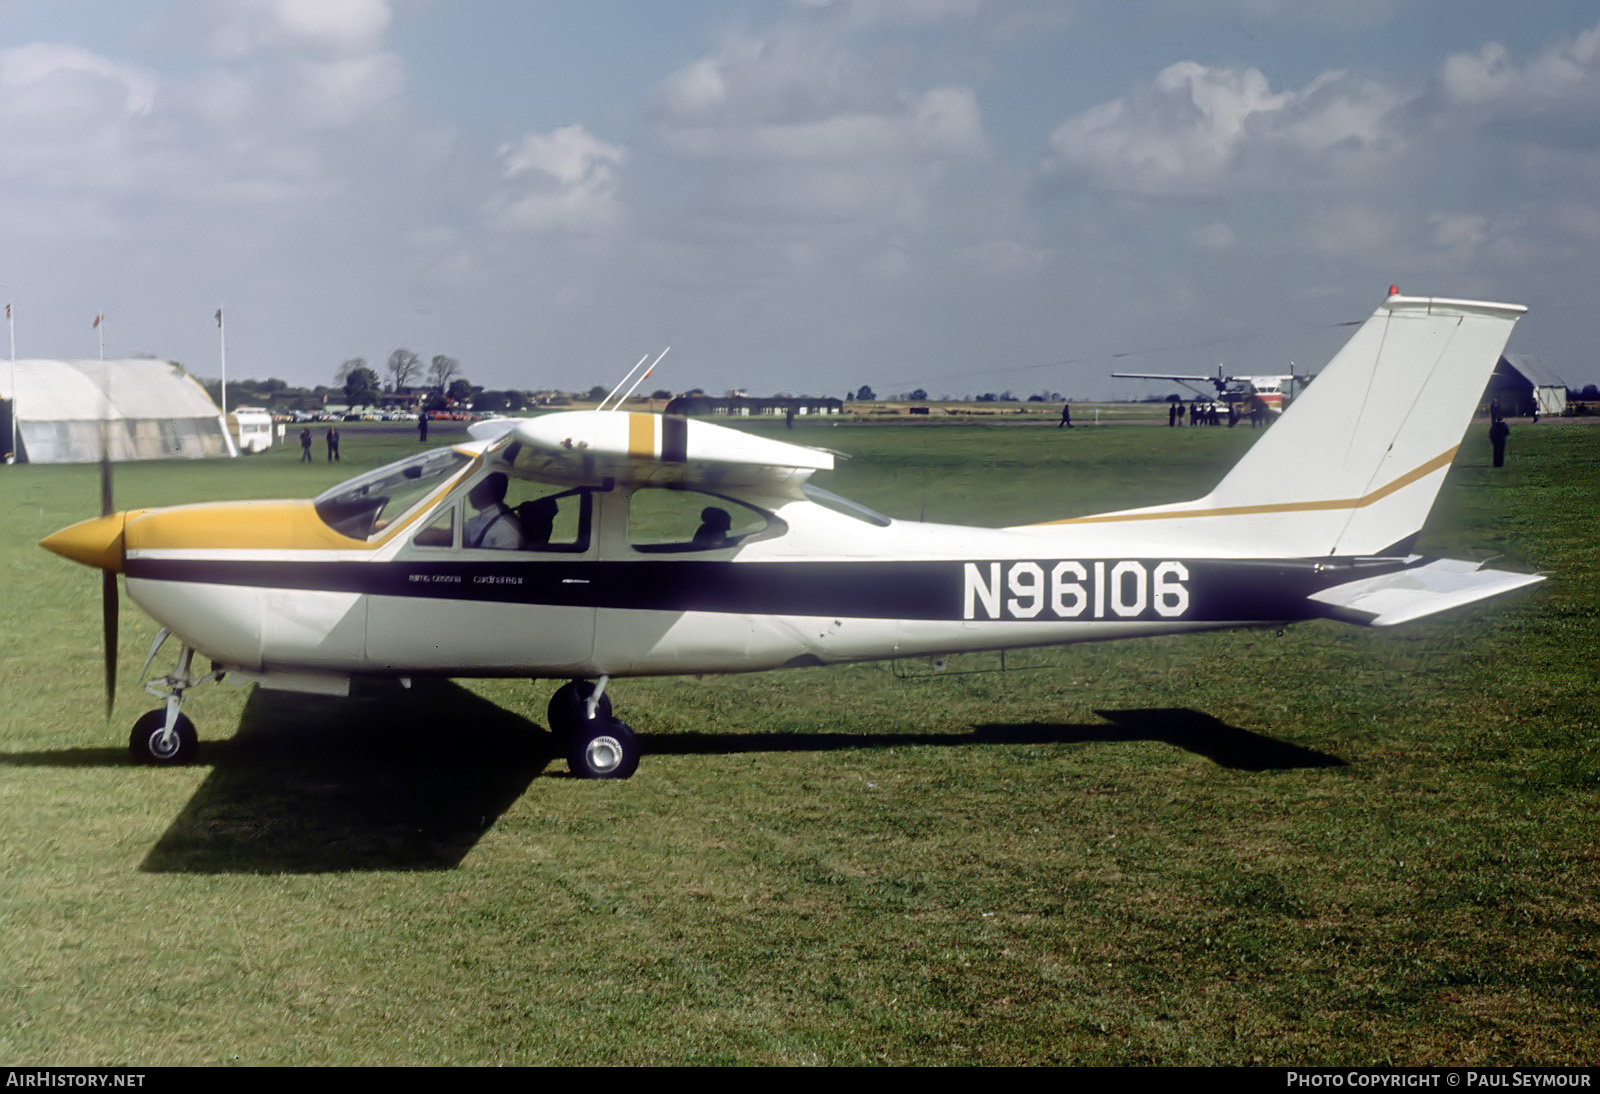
[
  {"x1": 95, "y1": 312, "x2": 104, "y2": 360},
  {"x1": 6, "y1": 302, "x2": 13, "y2": 464},
  {"x1": 216, "y1": 306, "x2": 227, "y2": 420}
]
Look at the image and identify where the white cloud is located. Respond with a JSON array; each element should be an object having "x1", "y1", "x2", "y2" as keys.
[
  {"x1": 669, "y1": 86, "x2": 981, "y2": 164},
  {"x1": 1428, "y1": 211, "x2": 1489, "y2": 253},
  {"x1": 659, "y1": 57, "x2": 726, "y2": 117},
  {"x1": 653, "y1": 19, "x2": 988, "y2": 237},
  {"x1": 184, "y1": 0, "x2": 405, "y2": 131},
  {"x1": 208, "y1": 0, "x2": 393, "y2": 58},
  {"x1": 792, "y1": 0, "x2": 984, "y2": 29},
  {"x1": 490, "y1": 125, "x2": 627, "y2": 235},
  {"x1": 287, "y1": 51, "x2": 405, "y2": 127},
  {"x1": 1043, "y1": 61, "x2": 1402, "y2": 196},
  {"x1": 1192, "y1": 220, "x2": 1237, "y2": 251},
  {"x1": 0, "y1": 43, "x2": 159, "y2": 199},
  {"x1": 1045, "y1": 63, "x2": 1283, "y2": 192},
  {"x1": 1147, "y1": 0, "x2": 1404, "y2": 29},
  {"x1": 1439, "y1": 22, "x2": 1600, "y2": 108},
  {"x1": 0, "y1": 42, "x2": 155, "y2": 116}
]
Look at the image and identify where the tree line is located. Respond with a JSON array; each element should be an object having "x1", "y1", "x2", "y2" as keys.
[{"x1": 335, "y1": 350, "x2": 472, "y2": 410}]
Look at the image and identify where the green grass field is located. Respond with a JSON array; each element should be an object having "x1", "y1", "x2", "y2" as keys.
[{"x1": 2, "y1": 416, "x2": 1594, "y2": 1065}]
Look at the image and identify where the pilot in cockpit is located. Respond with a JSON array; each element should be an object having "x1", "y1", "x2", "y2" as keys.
[{"x1": 464, "y1": 472, "x2": 523, "y2": 549}]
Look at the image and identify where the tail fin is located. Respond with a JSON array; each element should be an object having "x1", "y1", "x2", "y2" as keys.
[{"x1": 1046, "y1": 294, "x2": 1525, "y2": 558}]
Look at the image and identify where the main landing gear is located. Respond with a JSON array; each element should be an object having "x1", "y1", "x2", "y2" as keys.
[
  {"x1": 546, "y1": 677, "x2": 640, "y2": 780},
  {"x1": 129, "y1": 630, "x2": 222, "y2": 765}
]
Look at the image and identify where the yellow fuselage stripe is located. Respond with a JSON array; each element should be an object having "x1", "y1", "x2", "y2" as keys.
[
  {"x1": 1034, "y1": 447, "x2": 1458, "y2": 526},
  {"x1": 123, "y1": 452, "x2": 480, "y2": 552},
  {"x1": 628, "y1": 413, "x2": 655, "y2": 460},
  {"x1": 125, "y1": 500, "x2": 376, "y2": 551}
]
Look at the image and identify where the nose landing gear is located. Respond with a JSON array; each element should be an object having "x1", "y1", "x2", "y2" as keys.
[{"x1": 128, "y1": 630, "x2": 223, "y2": 765}]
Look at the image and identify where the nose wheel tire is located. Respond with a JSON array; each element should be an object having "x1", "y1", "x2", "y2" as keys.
[
  {"x1": 566, "y1": 719, "x2": 639, "y2": 780},
  {"x1": 130, "y1": 710, "x2": 198, "y2": 765}
]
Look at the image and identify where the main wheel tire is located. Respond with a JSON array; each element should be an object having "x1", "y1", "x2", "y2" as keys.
[
  {"x1": 130, "y1": 710, "x2": 198, "y2": 765},
  {"x1": 566, "y1": 719, "x2": 639, "y2": 780},
  {"x1": 547, "y1": 680, "x2": 613, "y2": 736}
]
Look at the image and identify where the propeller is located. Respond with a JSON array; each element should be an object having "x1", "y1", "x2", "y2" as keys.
[{"x1": 100, "y1": 423, "x2": 116, "y2": 718}]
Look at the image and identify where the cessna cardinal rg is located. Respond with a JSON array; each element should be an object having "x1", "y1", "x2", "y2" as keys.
[{"x1": 41, "y1": 293, "x2": 1542, "y2": 779}]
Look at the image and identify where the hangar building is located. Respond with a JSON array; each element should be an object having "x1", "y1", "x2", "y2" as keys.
[
  {"x1": 663, "y1": 395, "x2": 844, "y2": 418},
  {"x1": 1485, "y1": 354, "x2": 1567, "y2": 418},
  {"x1": 0, "y1": 358, "x2": 235, "y2": 464}
]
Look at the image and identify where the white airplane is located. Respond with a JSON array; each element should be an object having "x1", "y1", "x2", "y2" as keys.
[
  {"x1": 41, "y1": 292, "x2": 1542, "y2": 779},
  {"x1": 1111, "y1": 365, "x2": 1309, "y2": 415}
]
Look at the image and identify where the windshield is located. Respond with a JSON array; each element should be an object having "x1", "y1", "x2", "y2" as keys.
[
  {"x1": 314, "y1": 448, "x2": 474, "y2": 540},
  {"x1": 801, "y1": 483, "x2": 892, "y2": 527}
]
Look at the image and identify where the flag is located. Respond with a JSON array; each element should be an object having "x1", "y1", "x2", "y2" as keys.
[
  {"x1": 92, "y1": 313, "x2": 102, "y2": 329},
  {"x1": 215, "y1": 308, "x2": 222, "y2": 326}
]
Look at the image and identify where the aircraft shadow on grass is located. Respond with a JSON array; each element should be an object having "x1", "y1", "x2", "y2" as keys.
[
  {"x1": 2, "y1": 691, "x2": 1339, "y2": 874},
  {"x1": 647, "y1": 708, "x2": 1343, "y2": 773},
  {"x1": 135, "y1": 680, "x2": 551, "y2": 874}
]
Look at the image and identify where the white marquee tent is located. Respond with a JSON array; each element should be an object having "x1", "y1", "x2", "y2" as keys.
[{"x1": 1, "y1": 359, "x2": 235, "y2": 463}]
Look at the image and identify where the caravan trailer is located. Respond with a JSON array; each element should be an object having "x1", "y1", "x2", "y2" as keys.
[{"x1": 228, "y1": 407, "x2": 274, "y2": 453}]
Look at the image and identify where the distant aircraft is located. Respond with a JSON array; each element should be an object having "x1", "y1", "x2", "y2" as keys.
[
  {"x1": 42, "y1": 293, "x2": 1541, "y2": 780},
  {"x1": 1112, "y1": 365, "x2": 1311, "y2": 416}
]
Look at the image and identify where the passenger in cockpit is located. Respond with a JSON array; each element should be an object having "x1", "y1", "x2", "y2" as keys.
[{"x1": 691, "y1": 506, "x2": 733, "y2": 549}]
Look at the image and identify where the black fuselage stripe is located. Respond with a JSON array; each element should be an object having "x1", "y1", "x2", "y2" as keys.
[
  {"x1": 662, "y1": 415, "x2": 688, "y2": 463},
  {"x1": 124, "y1": 556, "x2": 1414, "y2": 623}
]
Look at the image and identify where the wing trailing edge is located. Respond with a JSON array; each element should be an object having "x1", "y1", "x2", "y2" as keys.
[{"x1": 472, "y1": 410, "x2": 834, "y2": 492}]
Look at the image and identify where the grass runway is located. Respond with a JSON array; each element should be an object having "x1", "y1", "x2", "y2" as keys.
[{"x1": 1, "y1": 414, "x2": 1594, "y2": 1065}]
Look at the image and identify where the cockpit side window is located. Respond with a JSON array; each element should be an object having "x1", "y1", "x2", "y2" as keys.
[
  {"x1": 498, "y1": 483, "x2": 592, "y2": 552},
  {"x1": 414, "y1": 503, "x2": 457, "y2": 548},
  {"x1": 445, "y1": 475, "x2": 593, "y2": 553}
]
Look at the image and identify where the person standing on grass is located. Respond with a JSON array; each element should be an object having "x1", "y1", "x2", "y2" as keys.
[
  {"x1": 299, "y1": 427, "x2": 313, "y2": 463},
  {"x1": 1490, "y1": 415, "x2": 1509, "y2": 468},
  {"x1": 326, "y1": 425, "x2": 340, "y2": 462}
]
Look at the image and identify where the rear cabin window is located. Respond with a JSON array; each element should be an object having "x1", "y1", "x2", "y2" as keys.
[{"x1": 628, "y1": 488, "x2": 780, "y2": 552}]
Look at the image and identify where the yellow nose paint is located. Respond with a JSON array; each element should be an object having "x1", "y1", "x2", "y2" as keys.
[{"x1": 39, "y1": 511, "x2": 133, "y2": 573}]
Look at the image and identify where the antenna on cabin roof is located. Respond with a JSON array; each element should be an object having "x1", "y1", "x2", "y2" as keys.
[
  {"x1": 597, "y1": 353, "x2": 646, "y2": 411},
  {"x1": 619, "y1": 347, "x2": 669, "y2": 407},
  {"x1": 598, "y1": 347, "x2": 670, "y2": 411}
]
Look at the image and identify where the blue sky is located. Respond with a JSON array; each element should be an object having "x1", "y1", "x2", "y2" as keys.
[{"x1": 2, "y1": 0, "x2": 1598, "y2": 398}]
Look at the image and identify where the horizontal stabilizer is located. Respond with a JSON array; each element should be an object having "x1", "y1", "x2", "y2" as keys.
[{"x1": 1307, "y1": 559, "x2": 1542, "y2": 627}]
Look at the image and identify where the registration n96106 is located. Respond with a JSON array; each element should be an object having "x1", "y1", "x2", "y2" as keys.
[{"x1": 962, "y1": 560, "x2": 1190, "y2": 621}]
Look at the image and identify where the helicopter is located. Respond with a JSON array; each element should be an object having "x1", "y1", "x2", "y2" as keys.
[{"x1": 40, "y1": 291, "x2": 1541, "y2": 779}]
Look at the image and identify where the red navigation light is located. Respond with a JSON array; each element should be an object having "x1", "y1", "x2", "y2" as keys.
[{"x1": 1388, "y1": 285, "x2": 1400, "y2": 296}]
